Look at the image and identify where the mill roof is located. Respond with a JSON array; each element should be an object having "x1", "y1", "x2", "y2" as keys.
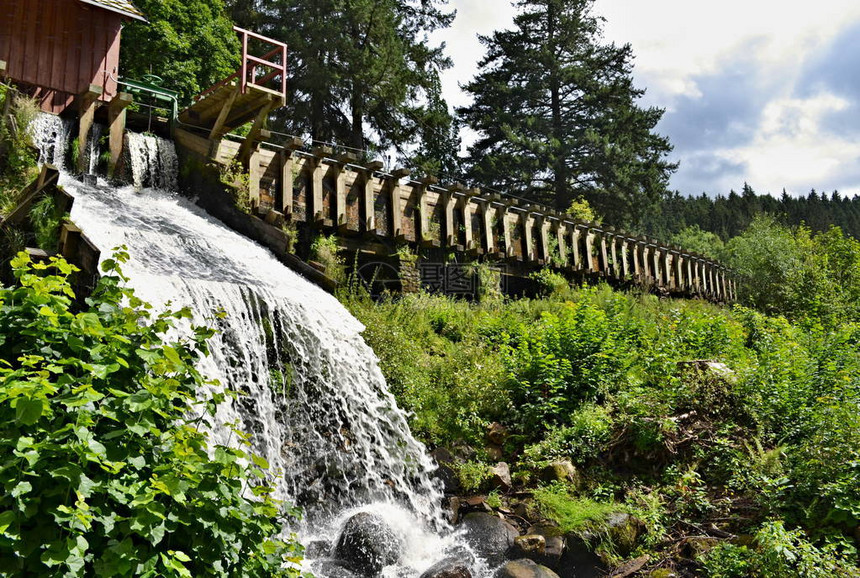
[{"x1": 79, "y1": 0, "x2": 146, "y2": 21}]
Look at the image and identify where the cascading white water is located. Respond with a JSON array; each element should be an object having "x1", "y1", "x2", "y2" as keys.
[
  {"x1": 30, "y1": 114, "x2": 73, "y2": 170},
  {"x1": 56, "y1": 127, "x2": 482, "y2": 577},
  {"x1": 126, "y1": 131, "x2": 178, "y2": 191}
]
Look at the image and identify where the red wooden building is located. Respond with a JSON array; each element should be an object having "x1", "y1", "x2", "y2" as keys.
[{"x1": 0, "y1": 0, "x2": 145, "y2": 114}]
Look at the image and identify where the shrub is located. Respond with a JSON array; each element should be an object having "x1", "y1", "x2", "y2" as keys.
[{"x1": 0, "y1": 251, "x2": 302, "y2": 576}]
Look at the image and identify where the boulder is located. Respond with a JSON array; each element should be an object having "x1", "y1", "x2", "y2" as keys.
[
  {"x1": 489, "y1": 462, "x2": 512, "y2": 492},
  {"x1": 487, "y1": 423, "x2": 509, "y2": 446},
  {"x1": 525, "y1": 524, "x2": 564, "y2": 569},
  {"x1": 311, "y1": 560, "x2": 359, "y2": 578},
  {"x1": 557, "y1": 535, "x2": 604, "y2": 578},
  {"x1": 538, "y1": 461, "x2": 578, "y2": 486},
  {"x1": 511, "y1": 534, "x2": 546, "y2": 558},
  {"x1": 306, "y1": 539, "x2": 332, "y2": 558},
  {"x1": 605, "y1": 513, "x2": 645, "y2": 557},
  {"x1": 431, "y1": 447, "x2": 462, "y2": 494},
  {"x1": 419, "y1": 556, "x2": 473, "y2": 578},
  {"x1": 496, "y1": 559, "x2": 560, "y2": 578},
  {"x1": 460, "y1": 512, "x2": 519, "y2": 567},
  {"x1": 333, "y1": 512, "x2": 402, "y2": 575}
]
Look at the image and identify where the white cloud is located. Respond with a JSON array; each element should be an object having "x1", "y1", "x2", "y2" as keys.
[{"x1": 438, "y1": 0, "x2": 860, "y2": 197}]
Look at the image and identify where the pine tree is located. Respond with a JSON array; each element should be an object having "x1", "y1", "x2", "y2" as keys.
[
  {"x1": 230, "y1": 0, "x2": 455, "y2": 159},
  {"x1": 458, "y1": 0, "x2": 676, "y2": 224}
]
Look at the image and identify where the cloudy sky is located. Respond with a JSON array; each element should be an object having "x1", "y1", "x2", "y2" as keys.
[{"x1": 435, "y1": 0, "x2": 860, "y2": 198}]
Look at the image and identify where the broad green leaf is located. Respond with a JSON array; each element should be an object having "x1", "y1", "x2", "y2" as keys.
[{"x1": 15, "y1": 398, "x2": 43, "y2": 425}]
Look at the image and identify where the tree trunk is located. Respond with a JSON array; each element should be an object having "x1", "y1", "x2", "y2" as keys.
[{"x1": 548, "y1": 1, "x2": 570, "y2": 211}]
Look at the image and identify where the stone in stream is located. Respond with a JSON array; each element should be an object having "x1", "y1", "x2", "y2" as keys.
[
  {"x1": 524, "y1": 524, "x2": 564, "y2": 569},
  {"x1": 460, "y1": 512, "x2": 520, "y2": 567},
  {"x1": 489, "y1": 462, "x2": 512, "y2": 492},
  {"x1": 333, "y1": 512, "x2": 403, "y2": 575},
  {"x1": 419, "y1": 556, "x2": 473, "y2": 578},
  {"x1": 496, "y1": 559, "x2": 560, "y2": 578}
]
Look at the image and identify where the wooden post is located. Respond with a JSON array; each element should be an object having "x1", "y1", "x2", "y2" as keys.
[
  {"x1": 571, "y1": 226, "x2": 582, "y2": 270},
  {"x1": 107, "y1": 92, "x2": 132, "y2": 179},
  {"x1": 599, "y1": 232, "x2": 609, "y2": 275},
  {"x1": 608, "y1": 234, "x2": 618, "y2": 278},
  {"x1": 503, "y1": 210, "x2": 514, "y2": 259},
  {"x1": 539, "y1": 216, "x2": 551, "y2": 264},
  {"x1": 442, "y1": 187, "x2": 456, "y2": 247},
  {"x1": 208, "y1": 86, "x2": 240, "y2": 141},
  {"x1": 237, "y1": 96, "x2": 274, "y2": 164},
  {"x1": 311, "y1": 147, "x2": 330, "y2": 225},
  {"x1": 556, "y1": 222, "x2": 569, "y2": 267},
  {"x1": 482, "y1": 199, "x2": 497, "y2": 256},
  {"x1": 362, "y1": 160, "x2": 383, "y2": 235},
  {"x1": 522, "y1": 211, "x2": 534, "y2": 262},
  {"x1": 462, "y1": 196, "x2": 475, "y2": 251},
  {"x1": 418, "y1": 176, "x2": 438, "y2": 247},
  {"x1": 77, "y1": 84, "x2": 102, "y2": 174},
  {"x1": 248, "y1": 148, "x2": 261, "y2": 210},
  {"x1": 620, "y1": 239, "x2": 630, "y2": 279},
  {"x1": 279, "y1": 137, "x2": 304, "y2": 217},
  {"x1": 585, "y1": 229, "x2": 597, "y2": 272},
  {"x1": 389, "y1": 168, "x2": 410, "y2": 241}
]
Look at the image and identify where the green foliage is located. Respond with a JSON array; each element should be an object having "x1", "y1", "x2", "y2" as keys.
[
  {"x1": 0, "y1": 87, "x2": 40, "y2": 213},
  {"x1": 702, "y1": 521, "x2": 856, "y2": 577},
  {"x1": 532, "y1": 484, "x2": 620, "y2": 534},
  {"x1": 458, "y1": 0, "x2": 676, "y2": 221},
  {"x1": 567, "y1": 197, "x2": 599, "y2": 224},
  {"x1": 120, "y1": 0, "x2": 240, "y2": 104},
  {"x1": 310, "y1": 234, "x2": 346, "y2": 285},
  {"x1": 504, "y1": 298, "x2": 630, "y2": 430},
  {"x1": 529, "y1": 269, "x2": 571, "y2": 299},
  {"x1": 220, "y1": 160, "x2": 252, "y2": 214},
  {"x1": 670, "y1": 225, "x2": 725, "y2": 260},
  {"x1": 29, "y1": 194, "x2": 65, "y2": 252},
  {"x1": 0, "y1": 251, "x2": 302, "y2": 576},
  {"x1": 455, "y1": 461, "x2": 492, "y2": 494},
  {"x1": 522, "y1": 404, "x2": 613, "y2": 466}
]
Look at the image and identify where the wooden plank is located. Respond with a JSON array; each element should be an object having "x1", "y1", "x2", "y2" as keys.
[{"x1": 76, "y1": 84, "x2": 102, "y2": 173}]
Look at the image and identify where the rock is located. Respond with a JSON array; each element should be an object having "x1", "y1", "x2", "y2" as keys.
[
  {"x1": 333, "y1": 512, "x2": 402, "y2": 575},
  {"x1": 605, "y1": 513, "x2": 645, "y2": 557},
  {"x1": 419, "y1": 556, "x2": 473, "y2": 578},
  {"x1": 525, "y1": 524, "x2": 564, "y2": 569},
  {"x1": 489, "y1": 462, "x2": 512, "y2": 492},
  {"x1": 538, "y1": 461, "x2": 578, "y2": 486},
  {"x1": 486, "y1": 444, "x2": 504, "y2": 461},
  {"x1": 312, "y1": 560, "x2": 359, "y2": 578},
  {"x1": 496, "y1": 559, "x2": 560, "y2": 578},
  {"x1": 512, "y1": 534, "x2": 546, "y2": 558},
  {"x1": 446, "y1": 496, "x2": 462, "y2": 524},
  {"x1": 557, "y1": 534, "x2": 604, "y2": 578},
  {"x1": 306, "y1": 539, "x2": 332, "y2": 558},
  {"x1": 512, "y1": 502, "x2": 530, "y2": 520},
  {"x1": 681, "y1": 536, "x2": 719, "y2": 558},
  {"x1": 611, "y1": 555, "x2": 650, "y2": 578},
  {"x1": 487, "y1": 423, "x2": 509, "y2": 446},
  {"x1": 460, "y1": 512, "x2": 520, "y2": 567},
  {"x1": 431, "y1": 448, "x2": 462, "y2": 495}
]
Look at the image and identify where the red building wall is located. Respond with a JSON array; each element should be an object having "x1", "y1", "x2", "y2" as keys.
[{"x1": 0, "y1": 0, "x2": 122, "y2": 114}]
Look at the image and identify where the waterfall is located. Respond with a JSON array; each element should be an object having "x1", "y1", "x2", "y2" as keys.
[
  {"x1": 29, "y1": 114, "x2": 73, "y2": 170},
  {"x1": 126, "y1": 131, "x2": 178, "y2": 191},
  {"x1": 54, "y1": 128, "x2": 478, "y2": 576}
]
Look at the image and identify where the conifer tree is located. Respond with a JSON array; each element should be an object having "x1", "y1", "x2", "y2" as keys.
[
  {"x1": 458, "y1": 0, "x2": 676, "y2": 224},
  {"x1": 231, "y1": 0, "x2": 456, "y2": 159}
]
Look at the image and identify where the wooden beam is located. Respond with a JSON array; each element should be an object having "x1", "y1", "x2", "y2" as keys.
[
  {"x1": 248, "y1": 148, "x2": 261, "y2": 210},
  {"x1": 77, "y1": 85, "x2": 102, "y2": 174},
  {"x1": 363, "y1": 161, "x2": 383, "y2": 234},
  {"x1": 107, "y1": 92, "x2": 133, "y2": 179},
  {"x1": 208, "y1": 85, "x2": 241, "y2": 140},
  {"x1": 237, "y1": 96, "x2": 274, "y2": 164}
]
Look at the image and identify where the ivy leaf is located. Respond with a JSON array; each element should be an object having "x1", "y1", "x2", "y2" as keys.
[
  {"x1": 11, "y1": 481, "x2": 32, "y2": 498},
  {"x1": 15, "y1": 398, "x2": 43, "y2": 425},
  {"x1": 0, "y1": 510, "x2": 15, "y2": 533}
]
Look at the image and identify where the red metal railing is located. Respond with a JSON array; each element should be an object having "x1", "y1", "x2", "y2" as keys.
[{"x1": 195, "y1": 26, "x2": 287, "y2": 102}]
